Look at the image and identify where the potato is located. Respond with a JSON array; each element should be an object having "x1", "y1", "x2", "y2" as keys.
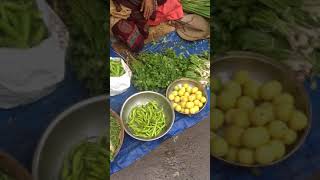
[
  {"x1": 217, "y1": 92, "x2": 237, "y2": 111},
  {"x1": 211, "y1": 136, "x2": 229, "y2": 157},
  {"x1": 255, "y1": 144, "x2": 275, "y2": 165},
  {"x1": 226, "y1": 146, "x2": 238, "y2": 162},
  {"x1": 212, "y1": 108, "x2": 224, "y2": 130},
  {"x1": 260, "y1": 80, "x2": 282, "y2": 101},
  {"x1": 242, "y1": 127, "x2": 270, "y2": 148},
  {"x1": 250, "y1": 106, "x2": 274, "y2": 126},
  {"x1": 238, "y1": 148, "x2": 255, "y2": 165},
  {"x1": 243, "y1": 80, "x2": 261, "y2": 100},
  {"x1": 237, "y1": 96, "x2": 255, "y2": 111},
  {"x1": 225, "y1": 109, "x2": 237, "y2": 124},
  {"x1": 224, "y1": 125, "x2": 244, "y2": 147},
  {"x1": 281, "y1": 129, "x2": 297, "y2": 145},
  {"x1": 267, "y1": 120, "x2": 289, "y2": 139},
  {"x1": 269, "y1": 140, "x2": 286, "y2": 160},
  {"x1": 231, "y1": 109, "x2": 250, "y2": 128},
  {"x1": 288, "y1": 110, "x2": 308, "y2": 131},
  {"x1": 273, "y1": 93, "x2": 294, "y2": 105},
  {"x1": 223, "y1": 81, "x2": 242, "y2": 98},
  {"x1": 233, "y1": 70, "x2": 250, "y2": 85},
  {"x1": 274, "y1": 103, "x2": 294, "y2": 122}
]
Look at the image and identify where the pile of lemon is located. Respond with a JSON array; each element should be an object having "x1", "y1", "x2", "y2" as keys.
[
  {"x1": 168, "y1": 83, "x2": 207, "y2": 115},
  {"x1": 211, "y1": 70, "x2": 308, "y2": 165}
]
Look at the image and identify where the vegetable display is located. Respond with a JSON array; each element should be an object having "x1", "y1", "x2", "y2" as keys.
[
  {"x1": 60, "y1": 135, "x2": 108, "y2": 180},
  {"x1": 110, "y1": 113, "x2": 121, "y2": 161},
  {"x1": 131, "y1": 49, "x2": 210, "y2": 91},
  {"x1": 214, "y1": 0, "x2": 320, "y2": 84},
  {"x1": 128, "y1": 101, "x2": 166, "y2": 138},
  {"x1": 0, "y1": 1, "x2": 48, "y2": 48},
  {"x1": 110, "y1": 60, "x2": 125, "y2": 77},
  {"x1": 180, "y1": 0, "x2": 210, "y2": 18},
  {"x1": 0, "y1": 170, "x2": 14, "y2": 180},
  {"x1": 211, "y1": 70, "x2": 308, "y2": 165},
  {"x1": 168, "y1": 83, "x2": 207, "y2": 114}
]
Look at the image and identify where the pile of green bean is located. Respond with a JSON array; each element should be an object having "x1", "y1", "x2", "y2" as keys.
[
  {"x1": 0, "y1": 170, "x2": 14, "y2": 180},
  {"x1": 110, "y1": 114, "x2": 121, "y2": 161},
  {"x1": 60, "y1": 136, "x2": 108, "y2": 180},
  {"x1": 128, "y1": 101, "x2": 167, "y2": 138},
  {"x1": 110, "y1": 60, "x2": 125, "y2": 77}
]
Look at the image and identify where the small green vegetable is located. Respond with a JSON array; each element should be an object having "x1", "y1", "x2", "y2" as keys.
[
  {"x1": 110, "y1": 113, "x2": 121, "y2": 161},
  {"x1": 128, "y1": 101, "x2": 167, "y2": 138},
  {"x1": 110, "y1": 60, "x2": 125, "y2": 77}
]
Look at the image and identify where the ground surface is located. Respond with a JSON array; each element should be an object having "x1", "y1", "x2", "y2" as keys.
[{"x1": 111, "y1": 118, "x2": 210, "y2": 180}]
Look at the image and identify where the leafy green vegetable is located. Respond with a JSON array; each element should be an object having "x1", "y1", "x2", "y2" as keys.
[{"x1": 110, "y1": 114, "x2": 121, "y2": 161}]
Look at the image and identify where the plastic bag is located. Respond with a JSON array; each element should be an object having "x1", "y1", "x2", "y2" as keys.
[
  {"x1": 110, "y1": 57, "x2": 132, "y2": 96},
  {"x1": 0, "y1": 0, "x2": 68, "y2": 109}
]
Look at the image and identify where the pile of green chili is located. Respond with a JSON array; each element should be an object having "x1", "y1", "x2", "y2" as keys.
[
  {"x1": 110, "y1": 114, "x2": 121, "y2": 161},
  {"x1": 128, "y1": 101, "x2": 167, "y2": 138},
  {"x1": 110, "y1": 60, "x2": 125, "y2": 77},
  {"x1": 60, "y1": 135, "x2": 108, "y2": 180},
  {"x1": 0, "y1": 170, "x2": 14, "y2": 180}
]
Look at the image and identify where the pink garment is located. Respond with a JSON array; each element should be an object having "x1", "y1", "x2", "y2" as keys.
[{"x1": 148, "y1": 0, "x2": 184, "y2": 26}]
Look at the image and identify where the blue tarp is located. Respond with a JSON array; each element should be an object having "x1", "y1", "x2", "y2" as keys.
[{"x1": 110, "y1": 31, "x2": 210, "y2": 174}]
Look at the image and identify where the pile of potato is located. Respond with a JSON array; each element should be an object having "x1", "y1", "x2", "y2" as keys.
[{"x1": 211, "y1": 70, "x2": 308, "y2": 165}]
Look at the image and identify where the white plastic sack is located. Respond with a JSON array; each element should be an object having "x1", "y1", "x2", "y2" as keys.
[
  {"x1": 110, "y1": 57, "x2": 132, "y2": 96},
  {"x1": 0, "y1": 0, "x2": 68, "y2": 109}
]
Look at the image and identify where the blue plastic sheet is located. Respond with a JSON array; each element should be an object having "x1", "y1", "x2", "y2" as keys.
[
  {"x1": 110, "y1": 31, "x2": 210, "y2": 174},
  {"x1": 211, "y1": 80, "x2": 320, "y2": 180}
]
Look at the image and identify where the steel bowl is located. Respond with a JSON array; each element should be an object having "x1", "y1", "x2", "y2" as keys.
[
  {"x1": 212, "y1": 51, "x2": 311, "y2": 167},
  {"x1": 120, "y1": 91, "x2": 175, "y2": 141},
  {"x1": 32, "y1": 95, "x2": 107, "y2": 180},
  {"x1": 0, "y1": 152, "x2": 32, "y2": 180},
  {"x1": 110, "y1": 109, "x2": 124, "y2": 161},
  {"x1": 166, "y1": 78, "x2": 208, "y2": 115}
]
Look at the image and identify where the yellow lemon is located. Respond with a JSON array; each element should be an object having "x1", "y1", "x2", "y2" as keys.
[
  {"x1": 196, "y1": 94, "x2": 202, "y2": 100},
  {"x1": 181, "y1": 96, "x2": 188, "y2": 102},
  {"x1": 184, "y1": 109, "x2": 190, "y2": 114},
  {"x1": 200, "y1": 97, "x2": 207, "y2": 103},
  {"x1": 192, "y1": 87, "x2": 199, "y2": 93},
  {"x1": 174, "y1": 96, "x2": 180, "y2": 103},
  {"x1": 194, "y1": 99, "x2": 200, "y2": 106},
  {"x1": 180, "y1": 101, "x2": 187, "y2": 108},
  {"x1": 183, "y1": 83, "x2": 189, "y2": 88},
  {"x1": 184, "y1": 92, "x2": 190, "y2": 97},
  {"x1": 172, "y1": 91, "x2": 178, "y2": 96},
  {"x1": 186, "y1": 102, "x2": 194, "y2": 109},
  {"x1": 195, "y1": 91, "x2": 202, "y2": 96},
  {"x1": 188, "y1": 95, "x2": 196, "y2": 102},
  {"x1": 169, "y1": 94, "x2": 175, "y2": 101},
  {"x1": 180, "y1": 87, "x2": 186, "y2": 93},
  {"x1": 198, "y1": 102, "x2": 204, "y2": 108},
  {"x1": 178, "y1": 90, "x2": 184, "y2": 96},
  {"x1": 172, "y1": 103, "x2": 178, "y2": 108},
  {"x1": 190, "y1": 108, "x2": 197, "y2": 114},
  {"x1": 194, "y1": 106, "x2": 200, "y2": 113},
  {"x1": 181, "y1": 108, "x2": 185, "y2": 112},
  {"x1": 186, "y1": 87, "x2": 192, "y2": 93},
  {"x1": 175, "y1": 105, "x2": 182, "y2": 112},
  {"x1": 174, "y1": 85, "x2": 180, "y2": 91}
]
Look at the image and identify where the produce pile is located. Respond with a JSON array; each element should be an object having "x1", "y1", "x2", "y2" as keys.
[
  {"x1": 180, "y1": 0, "x2": 210, "y2": 18},
  {"x1": 168, "y1": 83, "x2": 207, "y2": 115},
  {"x1": 128, "y1": 101, "x2": 167, "y2": 139},
  {"x1": 211, "y1": 70, "x2": 308, "y2": 165},
  {"x1": 60, "y1": 135, "x2": 108, "y2": 179},
  {"x1": 110, "y1": 60, "x2": 125, "y2": 77},
  {"x1": 130, "y1": 49, "x2": 210, "y2": 91},
  {"x1": 0, "y1": 0, "x2": 48, "y2": 48},
  {"x1": 214, "y1": 0, "x2": 320, "y2": 82},
  {"x1": 110, "y1": 113, "x2": 121, "y2": 161},
  {"x1": 0, "y1": 170, "x2": 13, "y2": 180}
]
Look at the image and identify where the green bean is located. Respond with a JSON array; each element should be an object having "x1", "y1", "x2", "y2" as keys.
[{"x1": 110, "y1": 60, "x2": 125, "y2": 77}]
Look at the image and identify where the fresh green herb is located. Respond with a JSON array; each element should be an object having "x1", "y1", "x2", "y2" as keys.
[
  {"x1": 110, "y1": 114, "x2": 121, "y2": 161},
  {"x1": 61, "y1": 135, "x2": 108, "y2": 180},
  {"x1": 128, "y1": 101, "x2": 167, "y2": 138},
  {"x1": 110, "y1": 60, "x2": 125, "y2": 77}
]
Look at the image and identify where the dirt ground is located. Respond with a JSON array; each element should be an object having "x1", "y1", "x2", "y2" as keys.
[{"x1": 111, "y1": 118, "x2": 210, "y2": 180}]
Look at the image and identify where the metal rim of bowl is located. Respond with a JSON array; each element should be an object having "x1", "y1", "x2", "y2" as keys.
[
  {"x1": 110, "y1": 109, "x2": 125, "y2": 161},
  {"x1": 32, "y1": 95, "x2": 108, "y2": 180},
  {"x1": 212, "y1": 51, "x2": 312, "y2": 168},
  {"x1": 120, "y1": 91, "x2": 175, "y2": 142},
  {"x1": 166, "y1": 78, "x2": 208, "y2": 115},
  {"x1": 0, "y1": 151, "x2": 32, "y2": 180}
]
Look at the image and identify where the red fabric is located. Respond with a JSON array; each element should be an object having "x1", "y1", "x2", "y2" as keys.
[{"x1": 148, "y1": 0, "x2": 184, "y2": 26}]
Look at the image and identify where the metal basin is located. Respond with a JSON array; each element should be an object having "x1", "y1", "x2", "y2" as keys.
[
  {"x1": 32, "y1": 95, "x2": 107, "y2": 180},
  {"x1": 120, "y1": 91, "x2": 175, "y2": 141},
  {"x1": 212, "y1": 51, "x2": 311, "y2": 167}
]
